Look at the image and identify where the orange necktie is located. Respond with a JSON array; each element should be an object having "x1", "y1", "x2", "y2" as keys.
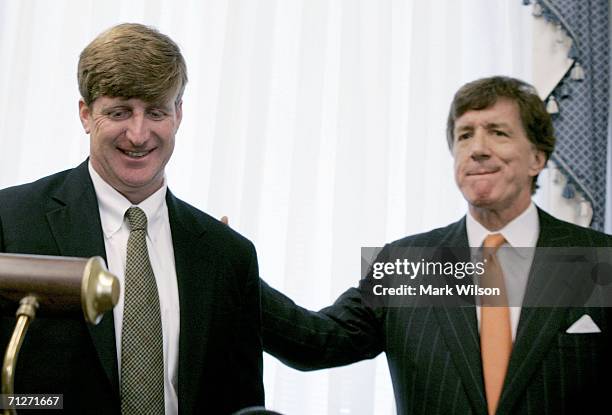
[{"x1": 480, "y1": 233, "x2": 511, "y2": 415}]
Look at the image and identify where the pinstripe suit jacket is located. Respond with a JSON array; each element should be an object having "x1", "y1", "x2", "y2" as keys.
[{"x1": 262, "y1": 208, "x2": 612, "y2": 414}]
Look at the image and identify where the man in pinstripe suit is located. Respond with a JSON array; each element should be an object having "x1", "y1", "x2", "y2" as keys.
[{"x1": 261, "y1": 76, "x2": 612, "y2": 414}]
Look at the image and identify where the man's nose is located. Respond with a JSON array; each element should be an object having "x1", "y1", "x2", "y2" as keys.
[
  {"x1": 469, "y1": 130, "x2": 490, "y2": 161},
  {"x1": 125, "y1": 113, "x2": 148, "y2": 145}
]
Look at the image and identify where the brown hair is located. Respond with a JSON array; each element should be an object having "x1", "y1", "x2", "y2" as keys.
[
  {"x1": 446, "y1": 76, "x2": 555, "y2": 192},
  {"x1": 78, "y1": 23, "x2": 188, "y2": 106}
]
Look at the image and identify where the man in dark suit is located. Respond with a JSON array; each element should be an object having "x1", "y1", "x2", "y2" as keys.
[
  {"x1": 0, "y1": 23, "x2": 263, "y2": 414},
  {"x1": 261, "y1": 76, "x2": 611, "y2": 414}
]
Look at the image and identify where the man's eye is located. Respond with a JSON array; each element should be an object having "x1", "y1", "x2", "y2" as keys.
[
  {"x1": 457, "y1": 132, "x2": 472, "y2": 141},
  {"x1": 493, "y1": 130, "x2": 508, "y2": 137},
  {"x1": 148, "y1": 110, "x2": 166, "y2": 120},
  {"x1": 108, "y1": 110, "x2": 130, "y2": 120}
]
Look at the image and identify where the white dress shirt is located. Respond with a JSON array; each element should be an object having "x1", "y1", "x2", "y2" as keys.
[
  {"x1": 466, "y1": 202, "x2": 539, "y2": 341},
  {"x1": 89, "y1": 163, "x2": 180, "y2": 415}
]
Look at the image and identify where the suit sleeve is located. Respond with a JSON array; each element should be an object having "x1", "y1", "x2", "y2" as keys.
[
  {"x1": 234, "y1": 241, "x2": 265, "y2": 407},
  {"x1": 261, "y1": 279, "x2": 384, "y2": 370},
  {"x1": 0, "y1": 213, "x2": 4, "y2": 252}
]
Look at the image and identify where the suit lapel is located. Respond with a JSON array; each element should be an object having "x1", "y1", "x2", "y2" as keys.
[
  {"x1": 167, "y1": 192, "x2": 214, "y2": 414},
  {"x1": 497, "y1": 307, "x2": 567, "y2": 414},
  {"x1": 434, "y1": 306, "x2": 487, "y2": 414},
  {"x1": 44, "y1": 161, "x2": 119, "y2": 396},
  {"x1": 497, "y1": 208, "x2": 572, "y2": 414},
  {"x1": 432, "y1": 218, "x2": 488, "y2": 415}
]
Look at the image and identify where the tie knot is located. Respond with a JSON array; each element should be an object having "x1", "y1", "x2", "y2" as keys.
[
  {"x1": 126, "y1": 207, "x2": 148, "y2": 231},
  {"x1": 483, "y1": 233, "x2": 506, "y2": 251}
]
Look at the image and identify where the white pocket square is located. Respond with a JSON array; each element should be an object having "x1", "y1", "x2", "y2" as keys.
[{"x1": 566, "y1": 314, "x2": 601, "y2": 334}]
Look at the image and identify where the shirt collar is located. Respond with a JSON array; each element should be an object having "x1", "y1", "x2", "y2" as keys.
[
  {"x1": 466, "y1": 202, "x2": 539, "y2": 250},
  {"x1": 88, "y1": 162, "x2": 168, "y2": 239}
]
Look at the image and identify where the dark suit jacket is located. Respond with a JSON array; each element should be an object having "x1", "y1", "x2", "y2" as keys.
[
  {"x1": 262, "y1": 208, "x2": 612, "y2": 414},
  {"x1": 0, "y1": 161, "x2": 264, "y2": 414}
]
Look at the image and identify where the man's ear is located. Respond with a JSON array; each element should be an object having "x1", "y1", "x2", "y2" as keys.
[
  {"x1": 175, "y1": 99, "x2": 183, "y2": 127},
  {"x1": 528, "y1": 149, "x2": 547, "y2": 177},
  {"x1": 78, "y1": 99, "x2": 91, "y2": 134}
]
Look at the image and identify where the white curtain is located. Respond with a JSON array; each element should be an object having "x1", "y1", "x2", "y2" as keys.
[{"x1": 0, "y1": 1, "x2": 535, "y2": 413}]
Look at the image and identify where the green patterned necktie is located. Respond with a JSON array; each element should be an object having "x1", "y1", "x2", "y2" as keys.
[{"x1": 121, "y1": 207, "x2": 165, "y2": 414}]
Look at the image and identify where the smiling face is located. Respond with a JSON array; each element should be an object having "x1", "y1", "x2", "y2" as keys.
[
  {"x1": 452, "y1": 98, "x2": 545, "y2": 220},
  {"x1": 79, "y1": 94, "x2": 182, "y2": 203}
]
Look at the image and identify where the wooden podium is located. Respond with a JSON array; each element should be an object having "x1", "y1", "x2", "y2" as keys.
[{"x1": 0, "y1": 254, "x2": 118, "y2": 414}]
